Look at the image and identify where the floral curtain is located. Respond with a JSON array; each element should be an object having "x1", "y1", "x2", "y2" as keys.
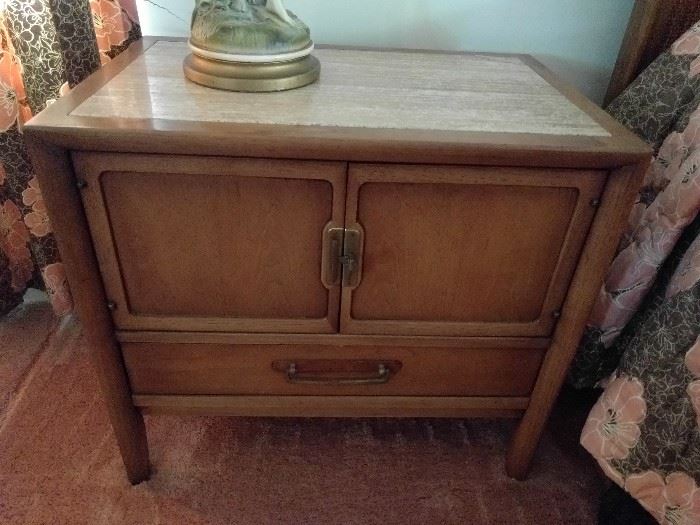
[
  {"x1": 574, "y1": 21, "x2": 700, "y2": 524},
  {"x1": 570, "y1": 22, "x2": 700, "y2": 388},
  {"x1": 0, "y1": 0, "x2": 140, "y2": 317}
]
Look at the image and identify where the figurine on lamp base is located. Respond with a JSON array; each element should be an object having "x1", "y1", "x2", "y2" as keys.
[{"x1": 184, "y1": 0, "x2": 320, "y2": 92}]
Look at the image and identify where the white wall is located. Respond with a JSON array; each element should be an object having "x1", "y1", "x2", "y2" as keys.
[{"x1": 136, "y1": 0, "x2": 635, "y2": 104}]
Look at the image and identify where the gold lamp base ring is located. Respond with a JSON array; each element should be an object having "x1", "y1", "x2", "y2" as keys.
[{"x1": 183, "y1": 53, "x2": 321, "y2": 92}]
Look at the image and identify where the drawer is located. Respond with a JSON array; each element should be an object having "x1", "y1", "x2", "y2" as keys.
[{"x1": 122, "y1": 342, "x2": 546, "y2": 397}]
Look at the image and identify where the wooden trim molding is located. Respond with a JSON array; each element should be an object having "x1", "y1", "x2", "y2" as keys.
[
  {"x1": 116, "y1": 331, "x2": 552, "y2": 348},
  {"x1": 133, "y1": 395, "x2": 530, "y2": 418}
]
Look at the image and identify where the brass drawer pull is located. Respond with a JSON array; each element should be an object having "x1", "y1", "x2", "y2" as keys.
[
  {"x1": 286, "y1": 362, "x2": 390, "y2": 385},
  {"x1": 272, "y1": 360, "x2": 401, "y2": 386}
]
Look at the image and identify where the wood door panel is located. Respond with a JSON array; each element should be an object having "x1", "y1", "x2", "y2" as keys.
[
  {"x1": 342, "y1": 164, "x2": 607, "y2": 337},
  {"x1": 102, "y1": 172, "x2": 330, "y2": 318},
  {"x1": 353, "y1": 182, "x2": 577, "y2": 322},
  {"x1": 74, "y1": 153, "x2": 347, "y2": 333},
  {"x1": 123, "y1": 342, "x2": 545, "y2": 397}
]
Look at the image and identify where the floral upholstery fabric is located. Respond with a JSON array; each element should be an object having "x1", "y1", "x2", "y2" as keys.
[
  {"x1": 571, "y1": 23, "x2": 700, "y2": 388},
  {"x1": 577, "y1": 21, "x2": 700, "y2": 525},
  {"x1": 0, "y1": 0, "x2": 140, "y2": 317}
]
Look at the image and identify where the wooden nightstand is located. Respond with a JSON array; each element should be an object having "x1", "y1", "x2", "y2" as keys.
[{"x1": 25, "y1": 38, "x2": 651, "y2": 484}]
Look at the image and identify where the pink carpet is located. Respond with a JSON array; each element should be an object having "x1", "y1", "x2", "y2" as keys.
[{"x1": 0, "y1": 302, "x2": 603, "y2": 524}]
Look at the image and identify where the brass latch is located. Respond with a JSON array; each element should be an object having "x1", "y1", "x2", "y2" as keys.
[
  {"x1": 339, "y1": 254, "x2": 356, "y2": 268},
  {"x1": 341, "y1": 226, "x2": 363, "y2": 289},
  {"x1": 321, "y1": 224, "x2": 364, "y2": 289}
]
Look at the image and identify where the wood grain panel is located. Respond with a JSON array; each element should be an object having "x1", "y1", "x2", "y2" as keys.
[
  {"x1": 342, "y1": 164, "x2": 607, "y2": 337},
  {"x1": 354, "y1": 183, "x2": 575, "y2": 321},
  {"x1": 103, "y1": 174, "x2": 330, "y2": 317},
  {"x1": 122, "y1": 342, "x2": 546, "y2": 398},
  {"x1": 605, "y1": 0, "x2": 664, "y2": 106},
  {"x1": 73, "y1": 153, "x2": 346, "y2": 333}
]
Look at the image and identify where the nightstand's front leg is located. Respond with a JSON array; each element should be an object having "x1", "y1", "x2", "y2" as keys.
[
  {"x1": 506, "y1": 163, "x2": 648, "y2": 480},
  {"x1": 26, "y1": 137, "x2": 150, "y2": 485},
  {"x1": 91, "y1": 338, "x2": 150, "y2": 485}
]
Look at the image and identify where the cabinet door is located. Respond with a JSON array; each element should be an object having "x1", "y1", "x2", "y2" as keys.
[
  {"x1": 74, "y1": 153, "x2": 346, "y2": 333},
  {"x1": 341, "y1": 164, "x2": 606, "y2": 337}
]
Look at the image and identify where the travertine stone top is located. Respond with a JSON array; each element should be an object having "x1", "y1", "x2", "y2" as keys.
[{"x1": 71, "y1": 41, "x2": 609, "y2": 137}]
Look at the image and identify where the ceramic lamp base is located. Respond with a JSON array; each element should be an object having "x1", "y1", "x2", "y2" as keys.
[{"x1": 183, "y1": 53, "x2": 320, "y2": 92}]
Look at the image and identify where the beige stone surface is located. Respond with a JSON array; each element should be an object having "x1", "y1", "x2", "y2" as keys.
[{"x1": 72, "y1": 41, "x2": 609, "y2": 137}]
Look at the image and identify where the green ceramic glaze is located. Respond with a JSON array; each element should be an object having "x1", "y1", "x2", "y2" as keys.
[{"x1": 190, "y1": 0, "x2": 312, "y2": 57}]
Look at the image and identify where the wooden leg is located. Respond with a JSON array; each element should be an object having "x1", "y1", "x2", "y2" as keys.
[
  {"x1": 91, "y1": 341, "x2": 151, "y2": 485},
  {"x1": 506, "y1": 418, "x2": 542, "y2": 480},
  {"x1": 506, "y1": 351, "x2": 569, "y2": 480},
  {"x1": 506, "y1": 164, "x2": 648, "y2": 480},
  {"x1": 26, "y1": 138, "x2": 151, "y2": 484},
  {"x1": 112, "y1": 408, "x2": 150, "y2": 485}
]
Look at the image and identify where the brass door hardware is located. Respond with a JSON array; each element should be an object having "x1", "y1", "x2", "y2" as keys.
[
  {"x1": 342, "y1": 224, "x2": 364, "y2": 289},
  {"x1": 321, "y1": 224, "x2": 344, "y2": 288},
  {"x1": 321, "y1": 223, "x2": 365, "y2": 289}
]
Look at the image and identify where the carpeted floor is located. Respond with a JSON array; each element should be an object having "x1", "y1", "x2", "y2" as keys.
[{"x1": 0, "y1": 301, "x2": 603, "y2": 525}]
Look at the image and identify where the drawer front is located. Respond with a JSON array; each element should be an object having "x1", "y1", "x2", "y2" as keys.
[
  {"x1": 73, "y1": 152, "x2": 347, "y2": 334},
  {"x1": 341, "y1": 164, "x2": 607, "y2": 337},
  {"x1": 122, "y1": 342, "x2": 546, "y2": 397}
]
